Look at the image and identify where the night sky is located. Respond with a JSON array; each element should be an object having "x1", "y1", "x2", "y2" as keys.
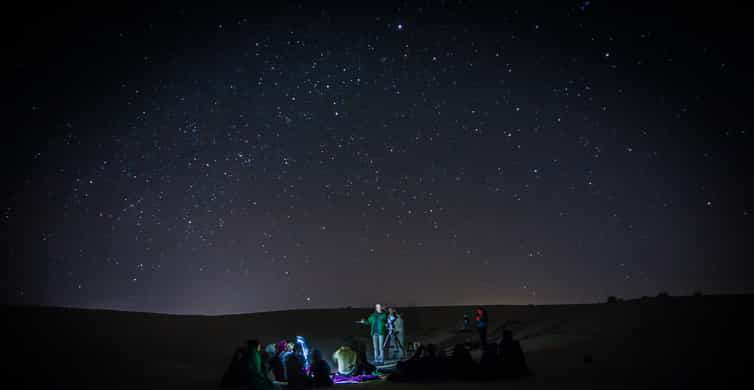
[{"x1": 4, "y1": 1, "x2": 753, "y2": 314}]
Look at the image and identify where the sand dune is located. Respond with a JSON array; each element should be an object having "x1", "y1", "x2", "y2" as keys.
[{"x1": 5, "y1": 294, "x2": 751, "y2": 389}]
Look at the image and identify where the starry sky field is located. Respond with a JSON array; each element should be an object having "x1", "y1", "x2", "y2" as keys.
[{"x1": 4, "y1": 1, "x2": 753, "y2": 314}]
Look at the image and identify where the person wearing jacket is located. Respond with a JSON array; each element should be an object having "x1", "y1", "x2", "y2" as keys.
[
  {"x1": 359, "y1": 303, "x2": 387, "y2": 364},
  {"x1": 475, "y1": 307, "x2": 489, "y2": 348}
]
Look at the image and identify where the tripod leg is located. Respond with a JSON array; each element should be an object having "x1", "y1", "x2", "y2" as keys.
[{"x1": 394, "y1": 332, "x2": 405, "y2": 358}]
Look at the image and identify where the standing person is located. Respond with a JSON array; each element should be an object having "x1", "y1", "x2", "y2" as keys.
[
  {"x1": 359, "y1": 303, "x2": 387, "y2": 364},
  {"x1": 463, "y1": 314, "x2": 470, "y2": 331},
  {"x1": 475, "y1": 307, "x2": 489, "y2": 349},
  {"x1": 384, "y1": 307, "x2": 406, "y2": 360}
]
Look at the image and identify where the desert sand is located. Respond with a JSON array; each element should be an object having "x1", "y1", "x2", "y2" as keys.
[{"x1": 5, "y1": 294, "x2": 751, "y2": 389}]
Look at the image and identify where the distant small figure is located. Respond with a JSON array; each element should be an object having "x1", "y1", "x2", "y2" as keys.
[
  {"x1": 499, "y1": 330, "x2": 530, "y2": 378},
  {"x1": 332, "y1": 345, "x2": 358, "y2": 376},
  {"x1": 475, "y1": 307, "x2": 489, "y2": 348},
  {"x1": 247, "y1": 339, "x2": 275, "y2": 390},
  {"x1": 462, "y1": 313, "x2": 470, "y2": 331},
  {"x1": 308, "y1": 349, "x2": 333, "y2": 387}
]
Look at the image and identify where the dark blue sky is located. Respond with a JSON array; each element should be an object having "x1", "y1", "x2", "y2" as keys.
[{"x1": 4, "y1": 1, "x2": 753, "y2": 314}]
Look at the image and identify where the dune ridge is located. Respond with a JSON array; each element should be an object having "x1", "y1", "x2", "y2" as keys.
[{"x1": 5, "y1": 294, "x2": 752, "y2": 389}]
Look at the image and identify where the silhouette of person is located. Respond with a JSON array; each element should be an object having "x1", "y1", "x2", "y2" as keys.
[
  {"x1": 284, "y1": 343, "x2": 309, "y2": 388},
  {"x1": 279, "y1": 342, "x2": 295, "y2": 381},
  {"x1": 478, "y1": 342, "x2": 500, "y2": 381},
  {"x1": 308, "y1": 349, "x2": 333, "y2": 387},
  {"x1": 352, "y1": 340, "x2": 377, "y2": 375},
  {"x1": 449, "y1": 343, "x2": 475, "y2": 380},
  {"x1": 247, "y1": 340, "x2": 275, "y2": 390},
  {"x1": 475, "y1": 307, "x2": 489, "y2": 348},
  {"x1": 266, "y1": 344, "x2": 285, "y2": 381},
  {"x1": 499, "y1": 330, "x2": 530, "y2": 379}
]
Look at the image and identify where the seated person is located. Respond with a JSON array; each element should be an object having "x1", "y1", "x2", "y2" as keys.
[
  {"x1": 266, "y1": 344, "x2": 285, "y2": 382},
  {"x1": 279, "y1": 342, "x2": 296, "y2": 380},
  {"x1": 499, "y1": 330, "x2": 530, "y2": 378},
  {"x1": 417, "y1": 344, "x2": 444, "y2": 380},
  {"x1": 392, "y1": 343, "x2": 448, "y2": 382},
  {"x1": 400, "y1": 343, "x2": 424, "y2": 365},
  {"x1": 332, "y1": 345, "x2": 358, "y2": 376},
  {"x1": 285, "y1": 344, "x2": 310, "y2": 388},
  {"x1": 352, "y1": 341, "x2": 376, "y2": 375},
  {"x1": 477, "y1": 342, "x2": 500, "y2": 381},
  {"x1": 436, "y1": 349, "x2": 450, "y2": 379},
  {"x1": 308, "y1": 349, "x2": 333, "y2": 387},
  {"x1": 449, "y1": 343, "x2": 475, "y2": 380},
  {"x1": 248, "y1": 340, "x2": 275, "y2": 390},
  {"x1": 260, "y1": 345, "x2": 273, "y2": 381},
  {"x1": 392, "y1": 344, "x2": 426, "y2": 382},
  {"x1": 418, "y1": 343, "x2": 437, "y2": 375}
]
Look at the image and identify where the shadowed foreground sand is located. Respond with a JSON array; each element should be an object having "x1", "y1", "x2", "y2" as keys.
[{"x1": 5, "y1": 294, "x2": 752, "y2": 389}]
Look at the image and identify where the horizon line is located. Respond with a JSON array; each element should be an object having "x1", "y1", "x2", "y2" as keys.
[{"x1": 3, "y1": 292, "x2": 749, "y2": 317}]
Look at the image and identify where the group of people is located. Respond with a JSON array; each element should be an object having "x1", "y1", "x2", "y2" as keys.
[
  {"x1": 390, "y1": 330, "x2": 530, "y2": 383},
  {"x1": 221, "y1": 304, "x2": 528, "y2": 389},
  {"x1": 220, "y1": 338, "x2": 334, "y2": 389}
]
